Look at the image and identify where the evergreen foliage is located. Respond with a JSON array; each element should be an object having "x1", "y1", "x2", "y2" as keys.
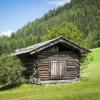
[
  {"x1": 42, "y1": 22, "x2": 89, "y2": 47},
  {"x1": 0, "y1": 0, "x2": 100, "y2": 54},
  {"x1": 0, "y1": 55, "x2": 25, "y2": 85}
]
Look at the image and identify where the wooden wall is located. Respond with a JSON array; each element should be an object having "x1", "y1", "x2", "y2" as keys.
[
  {"x1": 18, "y1": 43, "x2": 80, "y2": 83},
  {"x1": 37, "y1": 44, "x2": 80, "y2": 81},
  {"x1": 18, "y1": 54, "x2": 37, "y2": 79},
  {"x1": 37, "y1": 46, "x2": 58, "y2": 81}
]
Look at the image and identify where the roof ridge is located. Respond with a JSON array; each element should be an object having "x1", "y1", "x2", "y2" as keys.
[
  {"x1": 14, "y1": 36, "x2": 90, "y2": 55},
  {"x1": 15, "y1": 36, "x2": 63, "y2": 52}
]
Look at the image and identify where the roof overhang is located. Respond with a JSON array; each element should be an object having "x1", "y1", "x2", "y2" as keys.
[{"x1": 13, "y1": 36, "x2": 91, "y2": 56}]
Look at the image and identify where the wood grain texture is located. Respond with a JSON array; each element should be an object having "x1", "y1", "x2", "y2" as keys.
[
  {"x1": 37, "y1": 44, "x2": 80, "y2": 81},
  {"x1": 18, "y1": 43, "x2": 80, "y2": 83}
]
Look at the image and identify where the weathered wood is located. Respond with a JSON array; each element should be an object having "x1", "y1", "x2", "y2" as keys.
[
  {"x1": 17, "y1": 43, "x2": 81, "y2": 84},
  {"x1": 36, "y1": 44, "x2": 80, "y2": 81},
  {"x1": 38, "y1": 67, "x2": 49, "y2": 70},
  {"x1": 39, "y1": 72, "x2": 49, "y2": 75}
]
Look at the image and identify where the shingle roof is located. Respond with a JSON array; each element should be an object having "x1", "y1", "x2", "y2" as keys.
[{"x1": 13, "y1": 36, "x2": 90, "y2": 55}]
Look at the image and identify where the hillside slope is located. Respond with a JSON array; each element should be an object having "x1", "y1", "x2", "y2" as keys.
[
  {"x1": 14, "y1": 0, "x2": 100, "y2": 47},
  {"x1": 0, "y1": 48, "x2": 100, "y2": 100},
  {"x1": 82, "y1": 48, "x2": 100, "y2": 80},
  {"x1": 0, "y1": 0, "x2": 100, "y2": 54}
]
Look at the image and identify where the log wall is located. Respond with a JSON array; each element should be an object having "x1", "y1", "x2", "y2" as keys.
[
  {"x1": 18, "y1": 44, "x2": 80, "y2": 83},
  {"x1": 18, "y1": 54, "x2": 37, "y2": 79},
  {"x1": 37, "y1": 45, "x2": 80, "y2": 81}
]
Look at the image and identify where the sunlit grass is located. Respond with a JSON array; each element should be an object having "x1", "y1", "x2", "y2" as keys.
[{"x1": 82, "y1": 48, "x2": 100, "y2": 80}]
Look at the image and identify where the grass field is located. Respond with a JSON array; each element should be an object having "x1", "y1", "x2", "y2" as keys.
[{"x1": 0, "y1": 48, "x2": 100, "y2": 100}]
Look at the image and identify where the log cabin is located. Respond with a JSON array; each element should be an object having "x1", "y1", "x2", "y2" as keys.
[{"x1": 13, "y1": 36, "x2": 90, "y2": 84}]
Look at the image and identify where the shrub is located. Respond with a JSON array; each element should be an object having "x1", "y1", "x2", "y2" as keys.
[
  {"x1": 80, "y1": 53, "x2": 93, "y2": 72},
  {"x1": 0, "y1": 54, "x2": 25, "y2": 85}
]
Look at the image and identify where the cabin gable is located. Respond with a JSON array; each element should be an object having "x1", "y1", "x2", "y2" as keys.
[{"x1": 36, "y1": 44, "x2": 80, "y2": 83}]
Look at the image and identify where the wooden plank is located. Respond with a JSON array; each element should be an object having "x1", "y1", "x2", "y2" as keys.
[
  {"x1": 38, "y1": 63, "x2": 49, "y2": 66},
  {"x1": 67, "y1": 62, "x2": 78, "y2": 66},
  {"x1": 66, "y1": 74, "x2": 77, "y2": 76},
  {"x1": 67, "y1": 66, "x2": 77, "y2": 68},
  {"x1": 39, "y1": 71, "x2": 49, "y2": 74},
  {"x1": 39, "y1": 69, "x2": 50, "y2": 71},
  {"x1": 39, "y1": 75, "x2": 49, "y2": 77},
  {"x1": 39, "y1": 68, "x2": 49, "y2": 70},
  {"x1": 67, "y1": 69, "x2": 77, "y2": 71},
  {"x1": 39, "y1": 73, "x2": 49, "y2": 75},
  {"x1": 66, "y1": 72, "x2": 78, "y2": 74}
]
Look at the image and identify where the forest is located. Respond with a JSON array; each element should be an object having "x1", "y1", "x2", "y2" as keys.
[{"x1": 0, "y1": 0, "x2": 100, "y2": 55}]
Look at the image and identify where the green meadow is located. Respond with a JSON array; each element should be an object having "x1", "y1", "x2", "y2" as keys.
[{"x1": 0, "y1": 48, "x2": 100, "y2": 100}]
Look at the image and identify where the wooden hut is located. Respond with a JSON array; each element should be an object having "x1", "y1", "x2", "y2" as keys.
[{"x1": 14, "y1": 36, "x2": 90, "y2": 84}]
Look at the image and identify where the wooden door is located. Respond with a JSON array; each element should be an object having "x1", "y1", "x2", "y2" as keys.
[{"x1": 51, "y1": 61, "x2": 66, "y2": 79}]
